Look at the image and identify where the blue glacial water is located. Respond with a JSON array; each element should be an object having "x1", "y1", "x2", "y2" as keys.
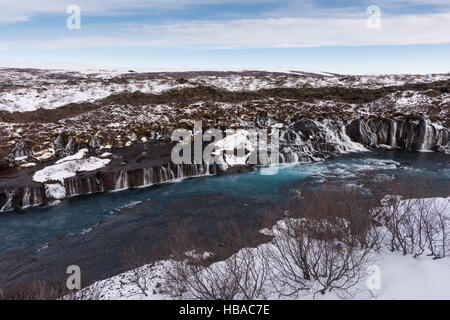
[{"x1": 0, "y1": 151, "x2": 448, "y2": 252}]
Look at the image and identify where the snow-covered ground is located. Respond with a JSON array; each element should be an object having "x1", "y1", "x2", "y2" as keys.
[
  {"x1": 1, "y1": 68, "x2": 448, "y2": 113},
  {"x1": 80, "y1": 250, "x2": 450, "y2": 300},
  {"x1": 77, "y1": 197, "x2": 450, "y2": 300}
]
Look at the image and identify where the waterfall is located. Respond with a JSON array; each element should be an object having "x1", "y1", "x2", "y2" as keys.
[
  {"x1": 115, "y1": 171, "x2": 129, "y2": 190},
  {"x1": 86, "y1": 177, "x2": 93, "y2": 194},
  {"x1": 339, "y1": 126, "x2": 367, "y2": 153},
  {"x1": 159, "y1": 167, "x2": 168, "y2": 182},
  {"x1": 22, "y1": 188, "x2": 31, "y2": 208},
  {"x1": 1, "y1": 190, "x2": 14, "y2": 212},
  {"x1": 277, "y1": 120, "x2": 368, "y2": 166},
  {"x1": 177, "y1": 164, "x2": 184, "y2": 179},
  {"x1": 390, "y1": 120, "x2": 398, "y2": 147},
  {"x1": 66, "y1": 179, "x2": 73, "y2": 196},
  {"x1": 168, "y1": 165, "x2": 176, "y2": 180},
  {"x1": 143, "y1": 168, "x2": 153, "y2": 186},
  {"x1": 33, "y1": 188, "x2": 41, "y2": 206},
  {"x1": 66, "y1": 178, "x2": 80, "y2": 196},
  {"x1": 420, "y1": 120, "x2": 434, "y2": 152}
]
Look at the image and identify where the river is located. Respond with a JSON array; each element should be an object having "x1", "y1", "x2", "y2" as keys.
[{"x1": 0, "y1": 150, "x2": 448, "y2": 253}]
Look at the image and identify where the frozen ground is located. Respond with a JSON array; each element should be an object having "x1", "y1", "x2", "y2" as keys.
[
  {"x1": 82, "y1": 251, "x2": 450, "y2": 300},
  {"x1": 1, "y1": 68, "x2": 448, "y2": 113}
]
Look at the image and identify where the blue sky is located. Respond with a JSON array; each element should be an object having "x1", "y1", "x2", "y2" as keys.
[{"x1": 0, "y1": 0, "x2": 449, "y2": 74}]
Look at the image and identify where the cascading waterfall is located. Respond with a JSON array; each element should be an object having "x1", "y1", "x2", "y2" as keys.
[
  {"x1": 177, "y1": 164, "x2": 184, "y2": 179},
  {"x1": 275, "y1": 119, "x2": 368, "y2": 166},
  {"x1": 67, "y1": 178, "x2": 81, "y2": 197},
  {"x1": 1, "y1": 117, "x2": 448, "y2": 212},
  {"x1": 32, "y1": 188, "x2": 41, "y2": 206},
  {"x1": 22, "y1": 188, "x2": 31, "y2": 208},
  {"x1": 115, "y1": 171, "x2": 129, "y2": 190},
  {"x1": 389, "y1": 119, "x2": 398, "y2": 147},
  {"x1": 196, "y1": 163, "x2": 203, "y2": 176},
  {"x1": 345, "y1": 118, "x2": 449, "y2": 152},
  {"x1": 143, "y1": 168, "x2": 153, "y2": 186},
  {"x1": 86, "y1": 177, "x2": 93, "y2": 194},
  {"x1": 1, "y1": 190, "x2": 14, "y2": 213},
  {"x1": 159, "y1": 166, "x2": 168, "y2": 182},
  {"x1": 168, "y1": 165, "x2": 176, "y2": 180},
  {"x1": 420, "y1": 120, "x2": 434, "y2": 152}
]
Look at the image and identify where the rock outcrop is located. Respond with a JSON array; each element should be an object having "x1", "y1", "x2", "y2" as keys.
[{"x1": 346, "y1": 118, "x2": 450, "y2": 152}]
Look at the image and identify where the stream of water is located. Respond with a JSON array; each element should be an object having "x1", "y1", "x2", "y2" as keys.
[{"x1": 0, "y1": 151, "x2": 448, "y2": 252}]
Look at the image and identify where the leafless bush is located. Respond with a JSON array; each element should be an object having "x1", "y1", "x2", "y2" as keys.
[
  {"x1": 119, "y1": 245, "x2": 156, "y2": 297},
  {"x1": 165, "y1": 246, "x2": 270, "y2": 300},
  {"x1": 268, "y1": 185, "x2": 381, "y2": 298},
  {"x1": 0, "y1": 279, "x2": 64, "y2": 300},
  {"x1": 378, "y1": 196, "x2": 450, "y2": 259},
  {"x1": 161, "y1": 184, "x2": 386, "y2": 299},
  {"x1": 163, "y1": 220, "x2": 270, "y2": 300},
  {"x1": 0, "y1": 273, "x2": 106, "y2": 301}
]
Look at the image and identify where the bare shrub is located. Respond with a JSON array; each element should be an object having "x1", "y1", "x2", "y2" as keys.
[
  {"x1": 0, "y1": 273, "x2": 105, "y2": 301},
  {"x1": 268, "y1": 184, "x2": 380, "y2": 298},
  {"x1": 163, "y1": 219, "x2": 270, "y2": 300},
  {"x1": 165, "y1": 245, "x2": 270, "y2": 300},
  {"x1": 162, "y1": 184, "x2": 384, "y2": 299},
  {"x1": 119, "y1": 245, "x2": 156, "y2": 297},
  {"x1": 0, "y1": 279, "x2": 65, "y2": 300},
  {"x1": 378, "y1": 195, "x2": 450, "y2": 259}
]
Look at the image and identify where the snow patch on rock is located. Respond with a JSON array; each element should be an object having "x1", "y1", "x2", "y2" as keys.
[{"x1": 33, "y1": 157, "x2": 111, "y2": 184}]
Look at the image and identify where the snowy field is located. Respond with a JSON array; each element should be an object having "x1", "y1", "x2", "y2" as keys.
[
  {"x1": 1, "y1": 68, "x2": 448, "y2": 113},
  {"x1": 77, "y1": 251, "x2": 450, "y2": 300}
]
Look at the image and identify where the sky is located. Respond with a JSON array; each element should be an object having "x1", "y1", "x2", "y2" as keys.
[{"x1": 0, "y1": 0, "x2": 449, "y2": 74}]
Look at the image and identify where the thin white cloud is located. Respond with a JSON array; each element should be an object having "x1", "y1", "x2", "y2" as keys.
[
  {"x1": 0, "y1": 0, "x2": 274, "y2": 23},
  {"x1": 1, "y1": 13, "x2": 449, "y2": 50},
  {"x1": 2, "y1": 0, "x2": 449, "y2": 24}
]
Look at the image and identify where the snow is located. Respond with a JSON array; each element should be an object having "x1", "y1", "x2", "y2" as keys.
[
  {"x1": 79, "y1": 197, "x2": 450, "y2": 300},
  {"x1": 0, "y1": 68, "x2": 448, "y2": 113},
  {"x1": 80, "y1": 243, "x2": 450, "y2": 301},
  {"x1": 213, "y1": 129, "x2": 255, "y2": 167},
  {"x1": 34, "y1": 148, "x2": 56, "y2": 162},
  {"x1": 45, "y1": 183, "x2": 67, "y2": 200},
  {"x1": 100, "y1": 152, "x2": 113, "y2": 158},
  {"x1": 185, "y1": 250, "x2": 214, "y2": 260},
  {"x1": 19, "y1": 162, "x2": 37, "y2": 168},
  {"x1": 33, "y1": 157, "x2": 111, "y2": 184},
  {"x1": 371, "y1": 251, "x2": 450, "y2": 300},
  {"x1": 55, "y1": 148, "x2": 88, "y2": 164}
]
